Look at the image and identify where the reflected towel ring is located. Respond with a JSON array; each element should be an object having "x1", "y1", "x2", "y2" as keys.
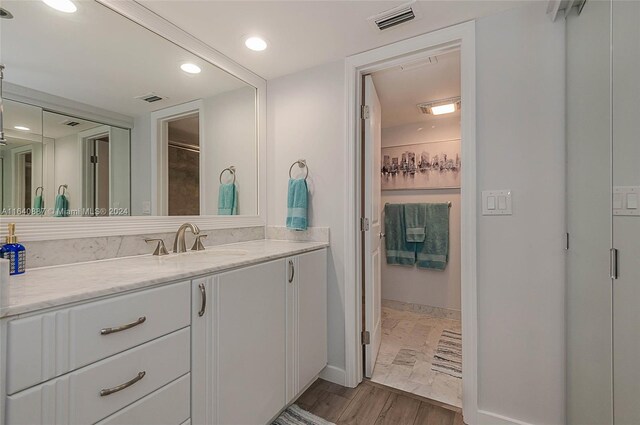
[
  {"x1": 58, "y1": 184, "x2": 68, "y2": 195},
  {"x1": 219, "y1": 166, "x2": 236, "y2": 184},
  {"x1": 289, "y1": 159, "x2": 309, "y2": 181},
  {"x1": 35, "y1": 186, "x2": 44, "y2": 197}
]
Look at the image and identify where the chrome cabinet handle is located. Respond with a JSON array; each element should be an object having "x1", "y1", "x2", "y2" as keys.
[
  {"x1": 288, "y1": 260, "x2": 295, "y2": 283},
  {"x1": 100, "y1": 316, "x2": 146, "y2": 335},
  {"x1": 198, "y1": 283, "x2": 207, "y2": 317},
  {"x1": 100, "y1": 371, "x2": 146, "y2": 396}
]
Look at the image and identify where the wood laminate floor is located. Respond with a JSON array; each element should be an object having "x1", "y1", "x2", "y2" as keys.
[{"x1": 295, "y1": 379, "x2": 465, "y2": 425}]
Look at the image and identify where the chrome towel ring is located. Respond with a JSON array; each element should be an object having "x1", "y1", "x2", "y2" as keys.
[
  {"x1": 58, "y1": 184, "x2": 68, "y2": 195},
  {"x1": 219, "y1": 166, "x2": 236, "y2": 184},
  {"x1": 289, "y1": 159, "x2": 309, "y2": 181},
  {"x1": 35, "y1": 186, "x2": 44, "y2": 197}
]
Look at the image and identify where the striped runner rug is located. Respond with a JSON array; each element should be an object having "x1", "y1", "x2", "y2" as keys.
[
  {"x1": 272, "y1": 404, "x2": 336, "y2": 425},
  {"x1": 431, "y1": 329, "x2": 462, "y2": 378}
]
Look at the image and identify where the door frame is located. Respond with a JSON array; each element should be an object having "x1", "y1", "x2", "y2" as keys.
[
  {"x1": 150, "y1": 99, "x2": 205, "y2": 216},
  {"x1": 343, "y1": 21, "x2": 477, "y2": 422}
]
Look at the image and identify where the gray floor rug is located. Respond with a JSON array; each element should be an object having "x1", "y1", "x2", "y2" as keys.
[
  {"x1": 272, "y1": 404, "x2": 336, "y2": 425},
  {"x1": 431, "y1": 329, "x2": 462, "y2": 378}
]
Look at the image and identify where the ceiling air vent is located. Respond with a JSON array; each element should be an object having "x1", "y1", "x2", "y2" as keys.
[
  {"x1": 136, "y1": 93, "x2": 165, "y2": 103},
  {"x1": 61, "y1": 120, "x2": 81, "y2": 127},
  {"x1": 368, "y1": 2, "x2": 420, "y2": 31}
]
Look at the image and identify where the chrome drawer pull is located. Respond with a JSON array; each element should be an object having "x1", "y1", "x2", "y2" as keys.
[
  {"x1": 100, "y1": 371, "x2": 146, "y2": 396},
  {"x1": 100, "y1": 316, "x2": 146, "y2": 335},
  {"x1": 288, "y1": 260, "x2": 295, "y2": 283},
  {"x1": 198, "y1": 283, "x2": 207, "y2": 317}
]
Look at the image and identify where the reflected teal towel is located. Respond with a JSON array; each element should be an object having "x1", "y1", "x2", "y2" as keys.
[
  {"x1": 286, "y1": 178, "x2": 308, "y2": 230},
  {"x1": 404, "y1": 203, "x2": 427, "y2": 242},
  {"x1": 384, "y1": 204, "x2": 416, "y2": 266},
  {"x1": 416, "y1": 203, "x2": 449, "y2": 271},
  {"x1": 54, "y1": 194, "x2": 69, "y2": 217},
  {"x1": 32, "y1": 196, "x2": 44, "y2": 216},
  {"x1": 218, "y1": 183, "x2": 237, "y2": 215}
]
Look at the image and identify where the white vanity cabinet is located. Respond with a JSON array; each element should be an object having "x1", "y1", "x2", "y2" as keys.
[
  {"x1": 286, "y1": 249, "x2": 328, "y2": 402},
  {"x1": 191, "y1": 248, "x2": 328, "y2": 425}
]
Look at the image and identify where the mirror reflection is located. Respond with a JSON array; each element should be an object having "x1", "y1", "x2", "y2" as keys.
[{"x1": 0, "y1": 0, "x2": 258, "y2": 217}]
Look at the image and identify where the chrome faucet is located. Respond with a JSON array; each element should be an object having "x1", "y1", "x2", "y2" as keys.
[{"x1": 173, "y1": 223, "x2": 200, "y2": 253}]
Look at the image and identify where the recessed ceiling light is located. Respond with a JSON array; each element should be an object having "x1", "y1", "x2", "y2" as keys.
[
  {"x1": 42, "y1": 0, "x2": 77, "y2": 13},
  {"x1": 14, "y1": 126, "x2": 31, "y2": 131},
  {"x1": 180, "y1": 63, "x2": 201, "y2": 74},
  {"x1": 245, "y1": 36, "x2": 268, "y2": 51},
  {"x1": 417, "y1": 97, "x2": 461, "y2": 116}
]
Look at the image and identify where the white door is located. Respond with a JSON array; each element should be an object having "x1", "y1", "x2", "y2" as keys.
[{"x1": 363, "y1": 75, "x2": 382, "y2": 378}]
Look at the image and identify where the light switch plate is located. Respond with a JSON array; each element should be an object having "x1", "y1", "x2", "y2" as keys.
[
  {"x1": 482, "y1": 190, "x2": 512, "y2": 215},
  {"x1": 614, "y1": 186, "x2": 640, "y2": 216}
]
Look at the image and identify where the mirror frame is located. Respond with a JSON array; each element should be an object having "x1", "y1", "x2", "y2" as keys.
[{"x1": 1, "y1": 0, "x2": 267, "y2": 242}]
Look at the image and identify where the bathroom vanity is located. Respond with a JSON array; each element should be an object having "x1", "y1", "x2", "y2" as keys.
[{"x1": 0, "y1": 240, "x2": 328, "y2": 425}]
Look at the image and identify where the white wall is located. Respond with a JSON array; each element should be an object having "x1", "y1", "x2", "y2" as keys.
[
  {"x1": 476, "y1": 4, "x2": 565, "y2": 424},
  {"x1": 381, "y1": 119, "x2": 461, "y2": 312},
  {"x1": 131, "y1": 115, "x2": 151, "y2": 215},
  {"x1": 266, "y1": 3, "x2": 566, "y2": 424},
  {"x1": 267, "y1": 60, "x2": 347, "y2": 374},
  {"x1": 53, "y1": 133, "x2": 80, "y2": 211}
]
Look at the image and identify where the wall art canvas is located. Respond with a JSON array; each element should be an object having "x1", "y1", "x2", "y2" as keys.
[{"x1": 381, "y1": 139, "x2": 461, "y2": 190}]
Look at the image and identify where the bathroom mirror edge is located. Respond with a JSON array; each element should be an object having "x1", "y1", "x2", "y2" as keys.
[{"x1": 0, "y1": 0, "x2": 267, "y2": 242}]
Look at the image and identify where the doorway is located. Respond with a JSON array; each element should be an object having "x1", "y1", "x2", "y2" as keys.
[
  {"x1": 362, "y1": 49, "x2": 462, "y2": 408},
  {"x1": 167, "y1": 113, "x2": 200, "y2": 216},
  {"x1": 344, "y1": 21, "x2": 477, "y2": 422}
]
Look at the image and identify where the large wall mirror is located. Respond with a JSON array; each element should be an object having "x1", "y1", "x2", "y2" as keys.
[{"x1": 0, "y1": 0, "x2": 259, "y2": 220}]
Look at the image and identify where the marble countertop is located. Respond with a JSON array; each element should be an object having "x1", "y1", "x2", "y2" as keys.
[{"x1": 0, "y1": 239, "x2": 328, "y2": 318}]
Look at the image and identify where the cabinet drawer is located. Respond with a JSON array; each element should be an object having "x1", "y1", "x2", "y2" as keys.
[
  {"x1": 96, "y1": 374, "x2": 190, "y2": 425},
  {"x1": 6, "y1": 328, "x2": 190, "y2": 425},
  {"x1": 6, "y1": 281, "x2": 190, "y2": 394}
]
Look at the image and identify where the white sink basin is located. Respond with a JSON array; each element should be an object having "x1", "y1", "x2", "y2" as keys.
[{"x1": 159, "y1": 248, "x2": 249, "y2": 261}]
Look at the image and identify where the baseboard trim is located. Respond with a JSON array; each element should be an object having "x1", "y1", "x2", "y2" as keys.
[
  {"x1": 477, "y1": 410, "x2": 535, "y2": 425},
  {"x1": 319, "y1": 365, "x2": 347, "y2": 386}
]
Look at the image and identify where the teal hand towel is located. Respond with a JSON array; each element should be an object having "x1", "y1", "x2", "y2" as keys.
[
  {"x1": 218, "y1": 183, "x2": 238, "y2": 215},
  {"x1": 404, "y1": 203, "x2": 427, "y2": 242},
  {"x1": 54, "y1": 194, "x2": 69, "y2": 217},
  {"x1": 416, "y1": 203, "x2": 449, "y2": 270},
  {"x1": 32, "y1": 195, "x2": 44, "y2": 216},
  {"x1": 384, "y1": 204, "x2": 416, "y2": 266},
  {"x1": 286, "y1": 178, "x2": 308, "y2": 230}
]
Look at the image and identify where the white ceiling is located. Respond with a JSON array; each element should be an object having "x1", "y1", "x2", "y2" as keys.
[
  {"x1": 0, "y1": 0, "x2": 249, "y2": 119},
  {"x1": 372, "y1": 50, "x2": 460, "y2": 129},
  {"x1": 139, "y1": 0, "x2": 531, "y2": 80}
]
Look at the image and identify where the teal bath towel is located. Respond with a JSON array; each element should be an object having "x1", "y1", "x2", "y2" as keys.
[
  {"x1": 404, "y1": 203, "x2": 427, "y2": 242},
  {"x1": 416, "y1": 203, "x2": 449, "y2": 271},
  {"x1": 54, "y1": 194, "x2": 69, "y2": 217},
  {"x1": 32, "y1": 195, "x2": 44, "y2": 216},
  {"x1": 384, "y1": 204, "x2": 416, "y2": 266},
  {"x1": 286, "y1": 178, "x2": 308, "y2": 230},
  {"x1": 218, "y1": 183, "x2": 238, "y2": 215}
]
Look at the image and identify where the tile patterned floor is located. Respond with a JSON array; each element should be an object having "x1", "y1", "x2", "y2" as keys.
[{"x1": 370, "y1": 305, "x2": 463, "y2": 408}]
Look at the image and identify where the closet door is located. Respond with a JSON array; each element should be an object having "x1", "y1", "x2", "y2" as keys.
[
  {"x1": 612, "y1": 2, "x2": 640, "y2": 423},
  {"x1": 565, "y1": 2, "x2": 613, "y2": 424}
]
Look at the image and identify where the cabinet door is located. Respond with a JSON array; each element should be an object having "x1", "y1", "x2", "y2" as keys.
[
  {"x1": 296, "y1": 250, "x2": 327, "y2": 392},
  {"x1": 191, "y1": 276, "x2": 215, "y2": 425},
  {"x1": 217, "y1": 260, "x2": 286, "y2": 425}
]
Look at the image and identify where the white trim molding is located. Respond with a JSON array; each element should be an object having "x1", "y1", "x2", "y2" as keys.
[
  {"x1": 0, "y1": 1, "x2": 267, "y2": 242},
  {"x1": 343, "y1": 20, "x2": 477, "y2": 424}
]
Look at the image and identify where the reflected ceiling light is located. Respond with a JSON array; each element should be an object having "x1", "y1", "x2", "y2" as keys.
[
  {"x1": 244, "y1": 36, "x2": 267, "y2": 51},
  {"x1": 14, "y1": 126, "x2": 31, "y2": 131},
  {"x1": 417, "y1": 97, "x2": 461, "y2": 116},
  {"x1": 180, "y1": 63, "x2": 201, "y2": 74},
  {"x1": 42, "y1": 0, "x2": 77, "y2": 13}
]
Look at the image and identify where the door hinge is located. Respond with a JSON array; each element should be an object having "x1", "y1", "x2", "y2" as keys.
[
  {"x1": 360, "y1": 217, "x2": 369, "y2": 232},
  {"x1": 90, "y1": 155, "x2": 98, "y2": 164},
  {"x1": 361, "y1": 331, "x2": 370, "y2": 345},
  {"x1": 361, "y1": 105, "x2": 370, "y2": 120},
  {"x1": 565, "y1": 232, "x2": 570, "y2": 250},
  {"x1": 610, "y1": 248, "x2": 619, "y2": 280}
]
